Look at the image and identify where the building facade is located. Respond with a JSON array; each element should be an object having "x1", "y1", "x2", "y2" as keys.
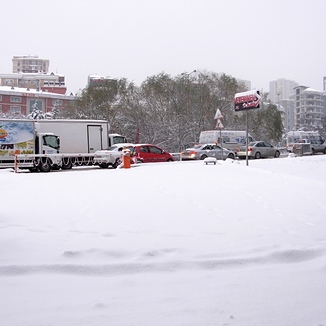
[
  {"x1": 293, "y1": 85, "x2": 323, "y2": 129},
  {"x1": 12, "y1": 55, "x2": 49, "y2": 74},
  {"x1": 269, "y1": 78, "x2": 299, "y2": 103},
  {"x1": 0, "y1": 86, "x2": 75, "y2": 118},
  {"x1": 0, "y1": 72, "x2": 67, "y2": 95}
]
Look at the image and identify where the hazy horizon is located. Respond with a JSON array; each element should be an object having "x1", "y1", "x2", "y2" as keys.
[{"x1": 1, "y1": 0, "x2": 325, "y2": 94}]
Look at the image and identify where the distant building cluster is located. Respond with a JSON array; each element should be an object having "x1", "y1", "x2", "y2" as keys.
[
  {"x1": 0, "y1": 55, "x2": 325, "y2": 131},
  {"x1": 268, "y1": 78, "x2": 325, "y2": 132},
  {"x1": 0, "y1": 55, "x2": 75, "y2": 117}
]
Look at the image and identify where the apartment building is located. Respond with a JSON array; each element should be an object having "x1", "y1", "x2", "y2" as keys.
[
  {"x1": 12, "y1": 55, "x2": 49, "y2": 74},
  {"x1": 293, "y1": 85, "x2": 323, "y2": 129},
  {"x1": 0, "y1": 86, "x2": 75, "y2": 118},
  {"x1": 0, "y1": 55, "x2": 67, "y2": 95}
]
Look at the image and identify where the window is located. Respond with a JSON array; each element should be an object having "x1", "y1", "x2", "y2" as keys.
[
  {"x1": 10, "y1": 106, "x2": 21, "y2": 115},
  {"x1": 0, "y1": 95, "x2": 2, "y2": 101},
  {"x1": 140, "y1": 146, "x2": 149, "y2": 153},
  {"x1": 10, "y1": 96, "x2": 22, "y2": 103},
  {"x1": 5, "y1": 79, "x2": 14, "y2": 86},
  {"x1": 52, "y1": 99, "x2": 63, "y2": 106},
  {"x1": 149, "y1": 146, "x2": 162, "y2": 154}
]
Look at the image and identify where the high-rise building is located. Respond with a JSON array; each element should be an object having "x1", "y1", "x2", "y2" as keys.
[
  {"x1": 293, "y1": 85, "x2": 323, "y2": 129},
  {"x1": 268, "y1": 79, "x2": 299, "y2": 131},
  {"x1": 268, "y1": 78, "x2": 299, "y2": 103},
  {"x1": 12, "y1": 55, "x2": 50, "y2": 74}
]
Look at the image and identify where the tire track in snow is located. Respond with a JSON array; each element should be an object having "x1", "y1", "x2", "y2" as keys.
[{"x1": 0, "y1": 248, "x2": 323, "y2": 276}]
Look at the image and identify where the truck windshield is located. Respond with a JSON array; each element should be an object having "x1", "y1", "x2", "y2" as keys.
[
  {"x1": 43, "y1": 135, "x2": 60, "y2": 150},
  {"x1": 113, "y1": 135, "x2": 127, "y2": 144}
]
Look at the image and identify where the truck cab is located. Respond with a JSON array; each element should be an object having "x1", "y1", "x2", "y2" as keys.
[{"x1": 35, "y1": 133, "x2": 60, "y2": 154}]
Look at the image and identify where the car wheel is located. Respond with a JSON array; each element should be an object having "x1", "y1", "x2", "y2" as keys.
[
  {"x1": 167, "y1": 159, "x2": 174, "y2": 162},
  {"x1": 324, "y1": 148, "x2": 326, "y2": 155},
  {"x1": 99, "y1": 162, "x2": 109, "y2": 168},
  {"x1": 311, "y1": 148, "x2": 315, "y2": 155},
  {"x1": 274, "y1": 151, "x2": 280, "y2": 158},
  {"x1": 112, "y1": 158, "x2": 122, "y2": 169},
  {"x1": 254, "y1": 152, "x2": 261, "y2": 159},
  {"x1": 200, "y1": 154, "x2": 208, "y2": 160},
  {"x1": 228, "y1": 153, "x2": 235, "y2": 159}
]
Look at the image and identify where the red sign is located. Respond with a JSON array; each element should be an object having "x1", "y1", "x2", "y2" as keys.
[{"x1": 234, "y1": 90, "x2": 261, "y2": 111}]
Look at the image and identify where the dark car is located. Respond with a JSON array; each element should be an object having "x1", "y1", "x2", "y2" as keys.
[
  {"x1": 130, "y1": 144, "x2": 174, "y2": 163},
  {"x1": 237, "y1": 141, "x2": 280, "y2": 159}
]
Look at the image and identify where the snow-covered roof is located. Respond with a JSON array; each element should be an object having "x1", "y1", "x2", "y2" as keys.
[
  {"x1": 0, "y1": 86, "x2": 75, "y2": 99},
  {"x1": 303, "y1": 87, "x2": 322, "y2": 94}
]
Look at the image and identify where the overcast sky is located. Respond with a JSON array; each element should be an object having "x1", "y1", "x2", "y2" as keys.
[{"x1": 2, "y1": 0, "x2": 325, "y2": 94}]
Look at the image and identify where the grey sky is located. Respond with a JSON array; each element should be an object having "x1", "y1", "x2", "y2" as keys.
[{"x1": 2, "y1": 0, "x2": 325, "y2": 94}]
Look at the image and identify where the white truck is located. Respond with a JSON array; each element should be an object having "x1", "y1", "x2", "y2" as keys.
[
  {"x1": 199, "y1": 130, "x2": 255, "y2": 152},
  {"x1": 0, "y1": 119, "x2": 127, "y2": 172}
]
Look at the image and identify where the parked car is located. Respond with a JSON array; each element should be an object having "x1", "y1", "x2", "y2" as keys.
[
  {"x1": 94, "y1": 143, "x2": 134, "y2": 168},
  {"x1": 130, "y1": 144, "x2": 174, "y2": 163},
  {"x1": 181, "y1": 143, "x2": 235, "y2": 160},
  {"x1": 292, "y1": 138, "x2": 326, "y2": 155},
  {"x1": 237, "y1": 141, "x2": 280, "y2": 159}
]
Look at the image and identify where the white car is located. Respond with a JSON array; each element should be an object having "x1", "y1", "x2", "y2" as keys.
[{"x1": 94, "y1": 143, "x2": 134, "y2": 168}]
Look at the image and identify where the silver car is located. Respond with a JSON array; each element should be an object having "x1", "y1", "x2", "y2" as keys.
[
  {"x1": 237, "y1": 141, "x2": 280, "y2": 159},
  {"x1": 181, "y1": 143, "x2": 235, "y2": 160}
]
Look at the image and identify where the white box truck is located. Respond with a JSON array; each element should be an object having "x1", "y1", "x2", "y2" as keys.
[
  {"x1": 0, "y1": 119, "x2": 127, "y2": 172},
  {"x1": 35, "y1": 119, "x2": 127, "y2": 170},
  {"x1": 199, "y1": 130, "x2": 255, "y2": 152}
]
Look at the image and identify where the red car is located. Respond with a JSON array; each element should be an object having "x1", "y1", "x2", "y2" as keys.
[{"x1": 130, "y1": 144, "x2": 174, "y2": 163}]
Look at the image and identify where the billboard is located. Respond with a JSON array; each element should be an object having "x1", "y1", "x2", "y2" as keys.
[{"x1": 234, "y1": 89, "x2": 261, "y2": 112}]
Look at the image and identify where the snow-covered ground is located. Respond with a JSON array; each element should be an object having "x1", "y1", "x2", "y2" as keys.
[{"x1": 1, "y1": 155, "x2": 326, "y2": 326}]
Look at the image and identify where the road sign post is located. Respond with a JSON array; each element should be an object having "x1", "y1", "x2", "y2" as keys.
[{"x1": 234, "y1": 90, "x2": 261, "y2": 166}]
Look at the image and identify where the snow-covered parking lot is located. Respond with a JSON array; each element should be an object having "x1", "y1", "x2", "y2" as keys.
[{"x1": 1, "y1": 155, "x2": 326, "y2": 326}]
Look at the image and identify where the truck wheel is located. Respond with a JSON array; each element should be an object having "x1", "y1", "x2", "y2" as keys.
[
  {"x1": 39, "y1": 158, "x2": 51, "y2": 173},
  {"x1": 62, "y1": 158, "x2": 72, "y2": 170}
]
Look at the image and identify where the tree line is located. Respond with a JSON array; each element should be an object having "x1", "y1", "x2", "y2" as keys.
[{"x1": 42, "y1": 70, "x2": 286, "y2": 152}]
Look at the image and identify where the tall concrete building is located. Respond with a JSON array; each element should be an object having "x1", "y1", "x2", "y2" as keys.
[
  {"x1": 12, "y1": 55, "x2": 50, "y2": 74},
  {"x1": 293, "y1": 85, "x2": 323, "y2": 129},
  {"x1": 269, "y1": 78, "x2": 299, "y2": 132},
  {"x1": 268, "y1": 78, "x2": 299, "y2": 103}
]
